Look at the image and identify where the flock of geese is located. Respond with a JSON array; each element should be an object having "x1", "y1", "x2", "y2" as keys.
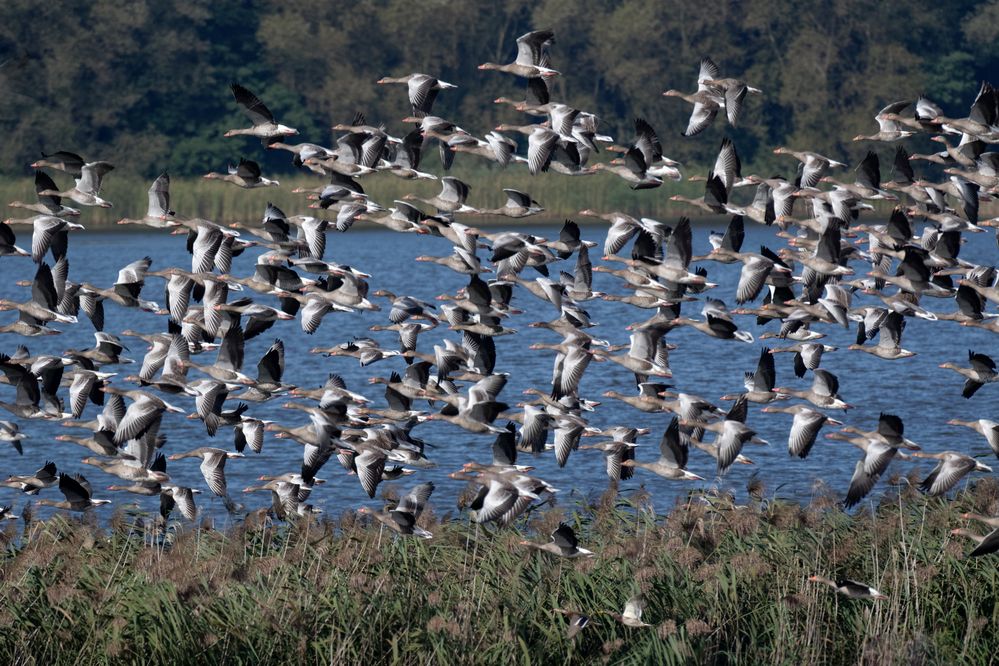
[{"x1": 2, "y1": 29, "x2": 999, "y2": 623}]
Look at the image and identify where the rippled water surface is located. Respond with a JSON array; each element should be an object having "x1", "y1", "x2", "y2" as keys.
[{"x1": 1, "y1": 221, "x2": 996, "y2": 522}]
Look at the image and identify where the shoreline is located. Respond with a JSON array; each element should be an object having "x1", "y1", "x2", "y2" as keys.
[{"x1": 1, "y1": 172, "x2": 921, "y2": 230}]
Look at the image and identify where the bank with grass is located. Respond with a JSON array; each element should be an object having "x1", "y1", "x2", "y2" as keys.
[{"x1": 1, "y1": 479, "x2": 996, "y2": 665}]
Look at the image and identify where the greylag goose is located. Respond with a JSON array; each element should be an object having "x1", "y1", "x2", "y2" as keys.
[
  {"x1": 372, "y1": 291, "x2": 439, "y2": 325},
  {"x1": 182, "y1": 325, "x2": 254, "y2": 384},
  {"x1": 203, "y1": 159, "x2": 279, "y2": 188},
  {"x1": 106, "y1": 388, "x2": 184, "y2": 444},
  {"x1": 591, "y1": 325, "x2": 672, "y2": 382},
  {"x1": 606, "y1": 596, "x2": 652, "y2": 628},
  {"x1": 819, "y1": 151, "x2": 896, "y2": 201},
  {"x1": 721, "y1": 346, "x2": 785, "y2": 403},
  {"x1": 314, "y1": 338, "x2": 403, "y2": 366},
  {"x1": 224, "y1": 83, "x2": 298, "y2": 138},
  {"x1": 553, "y1": 609, "x2": 590, "y2": 639},
  {"x1": 471, "y1": 189, "x2": 543, "y2": 219},
  {"x1": 1, "y1": 461, "x2": 58, "y2": 493},
  {"x1": 911, "y1": 451, "x2": 992, "y2": 495},
  {"x1": 827, "y1": 430, "x2": 914, "y2": 508},
  {"x1": 81, "y1": 454, "x2": 169, "y2": 485},
  {"x1": 415, "y1": 247, "x2": 487, "y2": 275},
  {"x1": 622, "y1": 416, "x2": 703, "y2": 481},
  {"x1": 733, "y1": 247, "x2": 789, "y2": 304},
  {"x1": 700, "y1": 71, "x2": 762, "y2": 126},
  {"x1": 117, "y1": 173, "x2": 178, "y2": 228},
  {"x1": 67, "y1": 332, "x2": 134, "y2": 367},
  {"x1": 256, "y1": 473, "x2": 323, "y2": 504},
  {"x1": 601, "y1": 383, "x2": 673, "y2": 414},
  {"x1": 769, "y1": 342, "x2": 836, "y2": 378},
  {"x1": 761, "y1": 404, "x2": 841, "y2": 458},
  {"x1": 951, "y1": 527, "x2": 999, "y2": 557},
  {"x1": 424, "y1": 385, "x2": 508, "y2": 435},
  {"x1": 448, "y1": 132, "x2": 519, "y2": 167},
  {"x1": 30, "y1": 150, "x2": 86, "y2": 175},
  {"x1": 36, "y1": 161, "x2": 114, "y2": 208},
  {"x1": 839, "y1": 412, "x2": 919, "y2": 450},
  {"x1": 939, "y1": 350, "x2": 997, "y2": 398},
  {"x1": 336, "y1": 444, "x2": 386, "y2": 499},
  {"x1": 618, "y1": 117, "x2": 681, "y2": 181},
  {"x1": 671, "y1": 299, "x2": 754, "y2": 343},
  {"x1": 852, "y1": 101, "x2": 917, "y2": 141},
  {"x1": 0, "y1": 354, "x2": 53, "y2": 419},
  {"x1": 36, "y1": 473, "x2": 111, "y2": 511},
  {"x1": 167, "y1": 447, "x2": 245, "y2": 498},
  {"x1": 242, "y1": 479, "x2": 305, "y2": 520},
  {"x1": 579, "y1": 428, "x2": 640, "y2": 482},
  {"x1": 808, "y1": 576, "x2": 887, "y2": 600},
  {"x1": 54, "y1": 432, "x2": 118, "y2": 457},
  {"x1": 266, "y1": 139, "x2": 335, "y2": 173},
  {"x1": 775, "y1": 368, "x2": 850, "y2": 410},
  {"x1": 377, "y1": 73, "x2": 456, "y2": 117},
  {"x1": 681, "y1": 396, "x2": 765, "y2": 474},
  {"x1": 0, "y1": 420, "x2": 27, "y2": 454},
  {"x1": 495, "y1": 75, "x2": 551, "y2": 116},
  {"x1": 8, "y1": 171, "x2": 80, "y2": 217},
  {"x1": 520, "y1": 523, "x2": 594, "y2": 558},
  {"x1": 593, "y1": 145, "x2": 662, "y2": 189},
  {"x1": 478, "y1": 30, "x2": 558, "y2": 79},
  {"x1": 402, "y1": 176, "x2": 476, "y2": 213},
  {"x1": 669, "y1": 173, "x2": 728, "y2": 213},
  {"x1": 663, "y1": 57, "x2": 724, "y2": 136},
  {"x1": 0, "y1": 221, "x2": 28, "y2": 257},
  {"x1": 772, "y1": 147, "x2": 847, "y2": 188},
  {"x1": 376, "y1": 129, "x2": 436, "y2": 180},
  {"x1": 847, "y1": 311, "x2": 915, "y2": 359},
  {"x1": 452, "y1": 466, "x2": 556, "y2": 526},
  {"x1": 0, "y1": 262, "x2": 76, "y2": 324},
  {"x1": 520, "y1": 125, "x2": 559, "y2": 176},
  {"x1": 946, "y1": 418, "x2": 999, "y2": 457},
  {"x1": 160, "y1": 485, "x2": 201, "y2": 521},
  {"x1": 360, "y1": 201, "x2": 432, "y2": 233},
  {"x1": 358, "y1": 481, "x2": 435, "y2": 538},
  {"x1": 3, "y1": 215, "x2": 84, "y2": 264}
]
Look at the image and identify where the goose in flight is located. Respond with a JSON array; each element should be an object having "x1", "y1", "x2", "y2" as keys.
[
  {"x1": 37, "y1": 161, "x2": 114, "y2": 208},
  {"x1": 622, "y1": 416, "x2": 703, "y2": 481},
  {"x1": 853, "y1": 101, "x2": 917, "y2": 142},
  {"x1": 808, "y1": 576, "x2": 887, "y2": 600},
  {"x1": 663, "y1": 57, "x2": 757, "y2": 136},
  {"x1": 911, "y1": 451, "x2": 992, "y2": 496},
  {"x1": 35, "y1": 473, "x2": 111, "y2": 511},
  {"x1": 377, "y1": 73, "x2": 456, "y2": 117},
  {"x1": 939, "y1": 351, "x2": 998, "y2": 398},
  {"x1": 402, "y1": 177, "x2": 476, "y2": 214},
  {"x1": 8, "y1": 171, "x2": 80, "y2": 217},
  {"x1": 117, "y1": 173, "x2": 179, "y2": 228},
  {"x1": 224, "y1": 83, "x2": 298, "y2": 138},
  {"x1": 520, "y1": 522, "x2": 594, "y2": 558},
  {"x1": 605, "y1": 595, "x2": 652, "y2": 628},
  {"x1": 478, "y1": 30, "x2": 559, "y2": 79},
  {"x1": 203, "y1": 158, "x2": 279, "y2": 188},
  {"x1": 359, "y1": 481, "x2": 436, "y2": 538},
  {"x1": 167, "y1": 447, "x2": 245, "y2": 498}
]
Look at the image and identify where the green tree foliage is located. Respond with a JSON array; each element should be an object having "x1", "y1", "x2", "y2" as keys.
[{"x1": 0, "y1": 0, "x2": 995, "y2": 178}]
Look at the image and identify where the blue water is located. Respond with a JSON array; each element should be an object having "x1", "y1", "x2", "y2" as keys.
[{"x1": 0, "y1": 222, "x2": 996, "y2": 523}]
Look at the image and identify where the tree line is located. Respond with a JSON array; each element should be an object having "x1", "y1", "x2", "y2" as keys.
[{"x1": 0, "y1": 0, "x2": 996, "y2": 180}]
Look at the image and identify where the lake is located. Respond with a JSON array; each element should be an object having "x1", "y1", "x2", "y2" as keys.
[{"x1": 1, "y1": 220, "x2": 996, "y2": 522}]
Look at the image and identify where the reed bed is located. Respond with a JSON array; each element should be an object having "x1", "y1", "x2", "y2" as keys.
[
  {"x1": 0, "y1": 166, "x2": 912, "y2": 229},
  {"x1": 0, "y1": 478, "x2": 996, "y2": 665}
]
